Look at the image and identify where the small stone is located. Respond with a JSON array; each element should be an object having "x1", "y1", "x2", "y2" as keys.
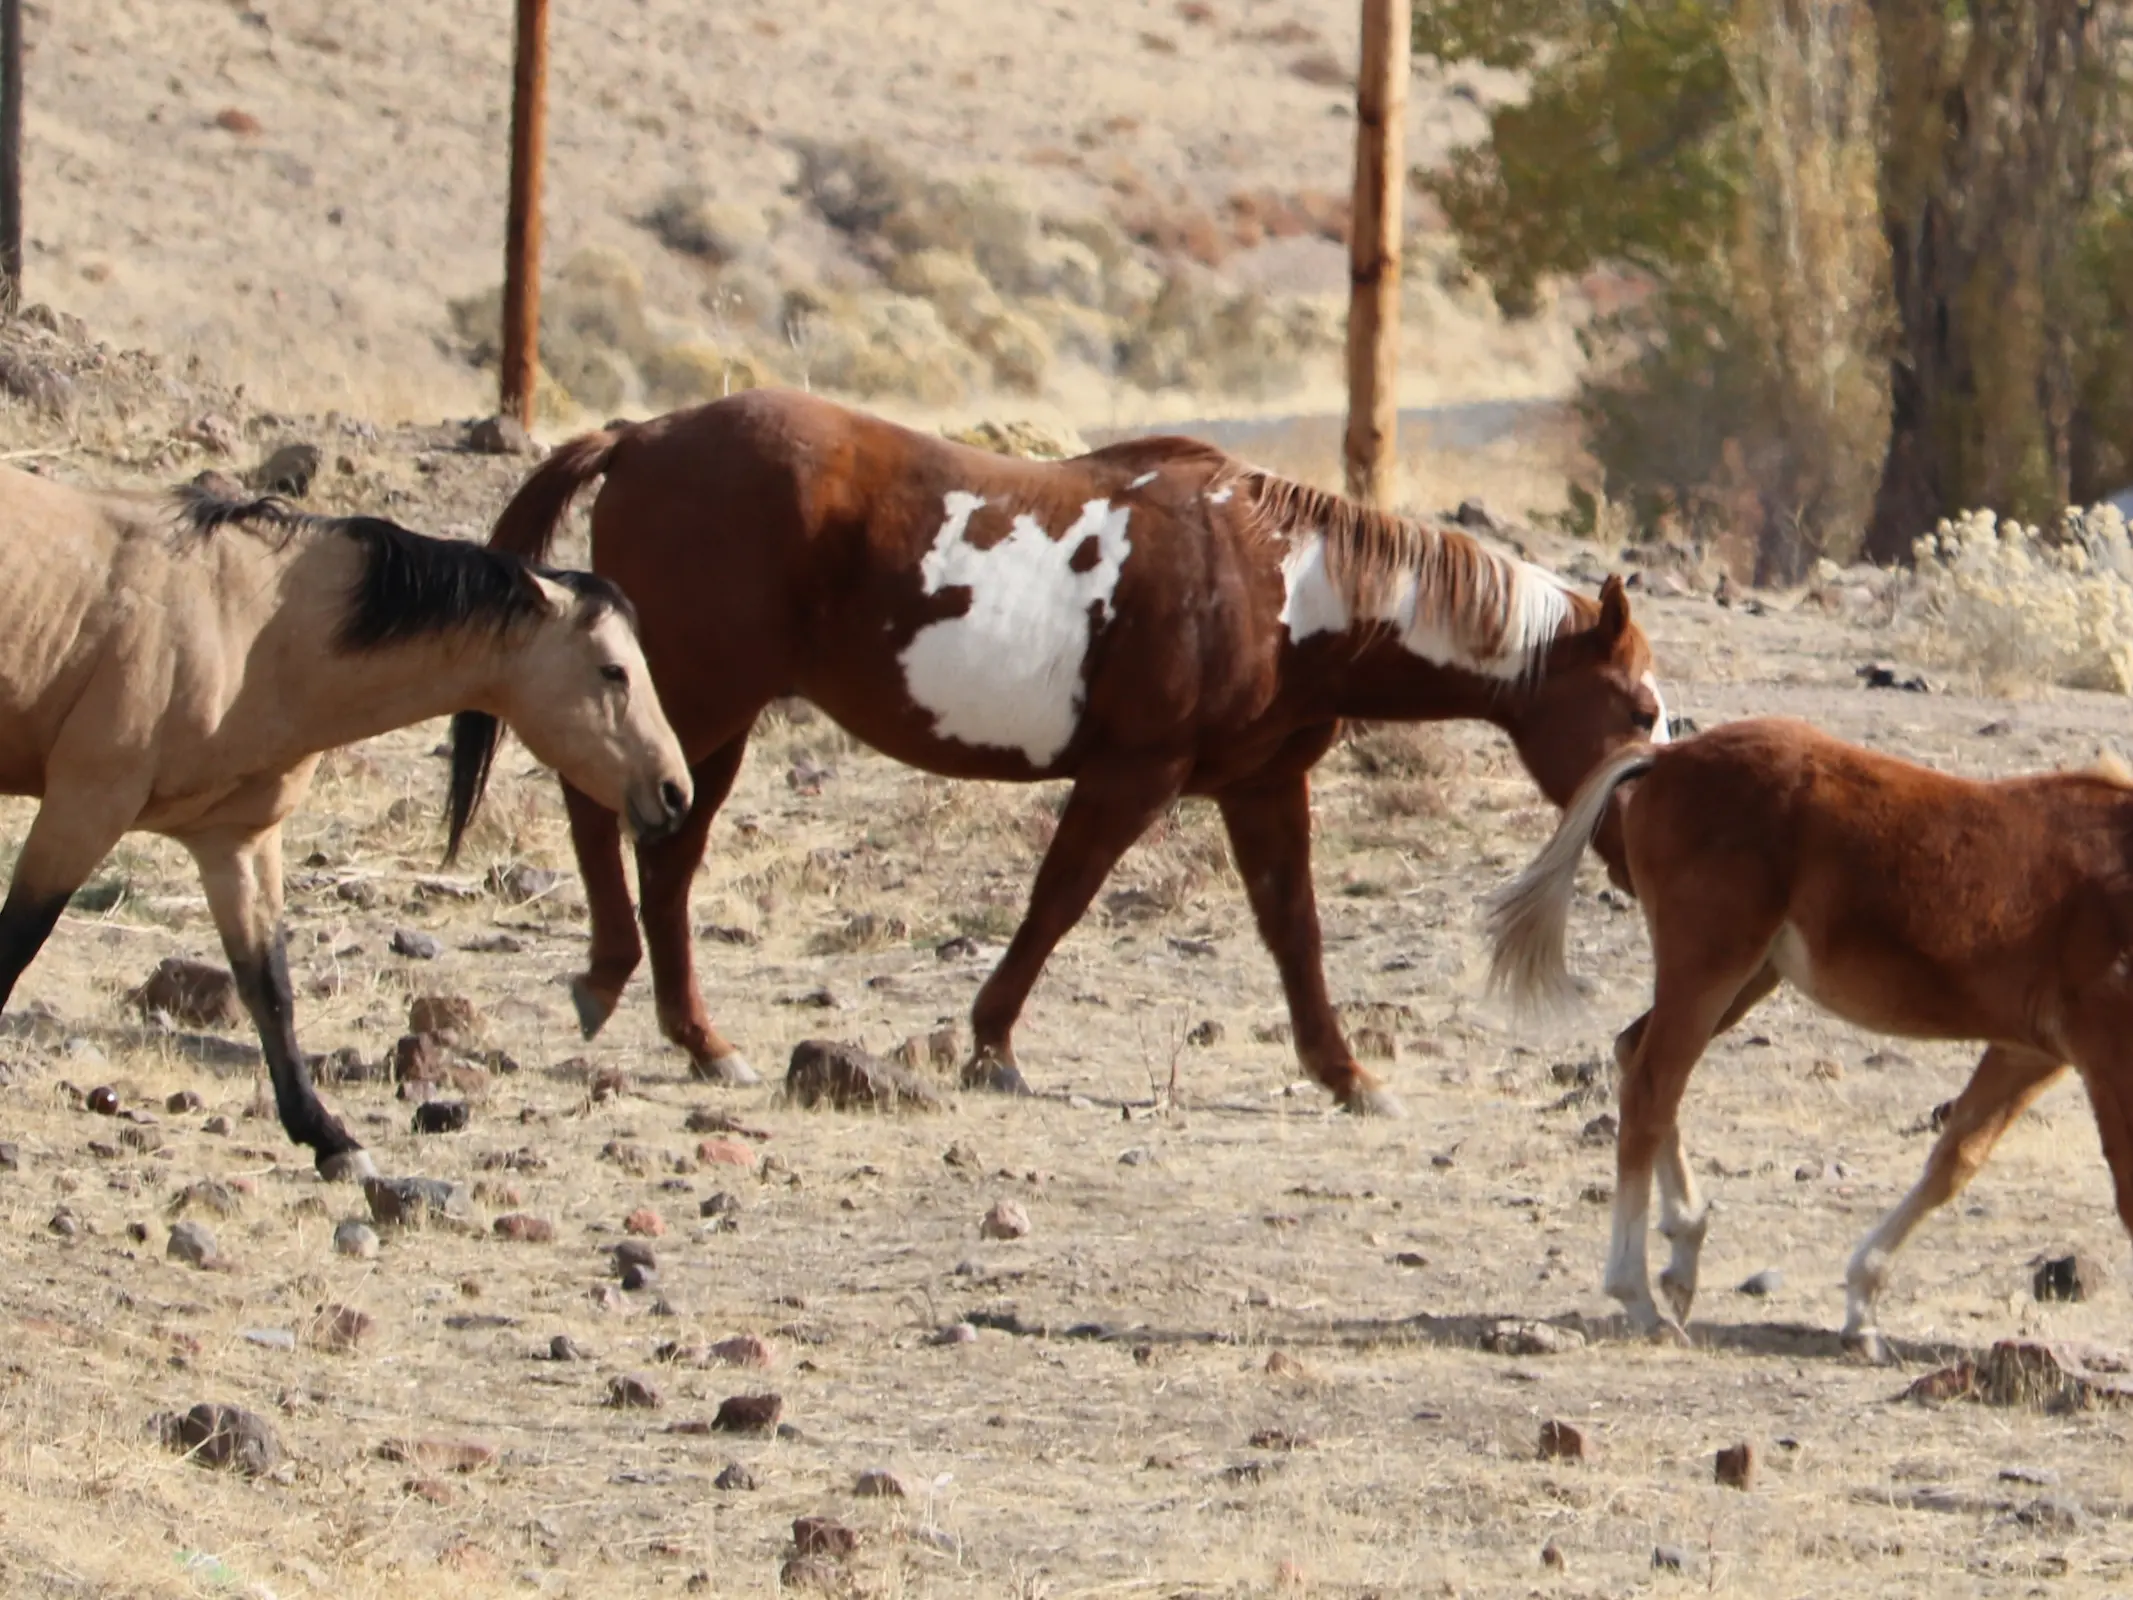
[
  {"x1": 980, "y1": 1200, "x2": 1031, "y2": 1240},
  {"x1": 1580, "y1": 1112, "x2": 1618, "y2": 1146},
  {"x1": 1715, "y1": 1441, "x2": 1757, "y2": 1490},
  {"x1": 165, "y1": 1089, "x2": 204, "y2": 1114},
  {"x1": 466, "y1": 414, "x2": 535, "y2": 457},
  {"x1": 791, "y1": 1516, "x2": 858, "y2": 1557},
  {"x1": 709, "y1": 1334, "x2": 775, "y2": 1369},
  {"x1": 127, "y1": 958, "x2": 241, "y2": 1029},
  {"x1": 620, "y1": 1263, "x2": 659, "y2": 1292},
  {"x1": 390, "y1": 929, "x2": 444, "y2": 961},
  {"x1": 47, "y1": 1207, "x2": 79, "y2": 1238},
  {"x1": 1738, "y1": 1268, "x2": 1783, "y2": 1297},
  {"x1": 1537, "y1": 1420, "x2": 1585, "y2": 1462},
  {"x1": 363, "y1": 1175, "x2": 475, "y2": 1230},
  {"x1": 700, "y1": 1191, "x2": 741, "y2": 1218},
  {"x1": 697, "y1": 1138, "x2": 758, "y2": 1169},
  {"x1": 1540, "y1": 1540, "x2": 1565, "y2": 1570},
  {"x1": 712, "y1": 1392, "x2": 783, "y2": 1433},
  {"x1": 391, "y1": 1032, "x2": 443, "y2": 1083},
  {"x1": 853, "y1": 1468, "x2": 907, "y2": 1497},
  {"x1": 714, "y1": 1461, "x2": 757, "y2": 1491},
  {"x1": 492, "y1": 1214, "x2": 555, "y2": 1244},
  {"x1": 607, "y1": 1373, "x2": 663, "y2": 1409},
  {"x1": 780, "y1": 1555, "x2": 846, "y2": 1593},
  {"x1": 1486, "y1": 1320, "x2": 1586, "y2": 1357},
  {"x1": 241, "y1": 1327, "x2": 295, "y2": 1351},
  {"x1": 86, "y1": 1085, "x2": 120, "y2": 1116},
  {"x1": 1653, "y1": 1545, "x2": 1686, "y2": 1572},
  {"x1": 334, "y1": 1219, "x2": 381, "y2": 1259},
  {"x1": 156, "y1": 1402, "x2": 280, "y2": 1474},
  {"x1": 549, "y1": 1334, "x2": 585, "y2": 1361},
  {"x1": 785, "y1": 1037, "x2": 946, "y2": 1111},
  {"x1": 1186, "y1": 1018, "x2": 1224, "y2": 1047},
  {"x1": 612, "y1": 1238, "x2": 658, "y2": 1272},
  {"x1": 1794, "y1": 1159, "x2": 1826, "y2": 1182},
  {"x1": 0, "y1": 1141, "x2": 16, "y2": 1171},
  {"x1": 167, "y1": 1219, "x2": 220, "y2": 1268},
  {"x1": 929, "y1": 1321, "x2": 978, "y2": 1346},
  {"x1": 249, "y1": 440, "x2": 321, "y2": 498},
  {"x1": 203, "y1": 1115, "x2": 233, "y2": 1136},
  {"x1": 2033, "y1": 1254, "x2": 2089, "y2": 1303},
  {"x1": 408, "y1": 993, "x2": 481, "y2": 1038},
  {"x1": 411, "y1": 1100, "x2": 470, "y2": 1135},
  {"x1": 624, "y1": 1207, "x2": 666, "y2": 1238},
  {"x1": 590, "y1": 1065, "x2": 631, "y2": 1102}
]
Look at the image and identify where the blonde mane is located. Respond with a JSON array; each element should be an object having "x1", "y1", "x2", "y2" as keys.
[{"x1": 1231, "y1": 468, "x2": 1593, "y2": 677}]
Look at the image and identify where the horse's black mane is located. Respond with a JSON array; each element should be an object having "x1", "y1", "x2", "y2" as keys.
[
  {"x1": 172, "y1": 482, "x2": 641, "y2": 866},
  {"x1": 170, "y1": 483, "x2": 636, "y2": 650}
]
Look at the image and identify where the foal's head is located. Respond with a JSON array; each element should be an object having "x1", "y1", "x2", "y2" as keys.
[
  {"x1": 1500, "y1": 575, "x2": 1663, "y2": 883},
  {"x1": 447, "y1": 569, "x2": 693, "y2": 861}
]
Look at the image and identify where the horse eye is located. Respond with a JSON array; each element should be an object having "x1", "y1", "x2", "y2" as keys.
[
  {"x1": 1631, "y1": 708, "x2": 1657, "y2": 730},
  {"x1": 600, "y1": 664, "x2": 629, "y2": 686}
]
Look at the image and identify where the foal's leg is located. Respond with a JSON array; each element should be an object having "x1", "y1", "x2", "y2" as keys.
[
  {"x1": 1841, "y1": 1043, "x2": 2064, "y2": 1362},
  {"x1": 965, "y1": 757, "x2": 1192, "y2": 1094},
  {"x1": 637, "y1": 737, "x2": 756, "y2": 1084},
  {"x1": 183, "y1": 823, "x2": 368, "y2": 1178},
  {"x1": 1216, "y1": 765, "x2": 1397, "y2": 1115},
  {"x1": 1609, "y1": 941, "x2": 1778, "y2": 1337},
  {"x1": 561, "y1": 779, "x2": 644, "y2": 1039}
]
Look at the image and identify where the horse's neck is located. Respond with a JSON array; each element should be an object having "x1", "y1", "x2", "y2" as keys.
[{"x1": 1314, "y1": 638, "x2": 1530, "y2": 727}]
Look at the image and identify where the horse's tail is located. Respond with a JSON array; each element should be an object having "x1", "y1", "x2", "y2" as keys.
[
  {"x1": 1484, "y1": 741, "x2": 1662, "y2": 1015},
  {"x1": 487, "y1": 428, "x2": 622, "y2": 566}
]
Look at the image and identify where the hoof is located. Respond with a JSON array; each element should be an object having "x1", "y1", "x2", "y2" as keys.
[
  {"x1": 570, "y1": 976, "x2": 618, "y2": 1041},
  {"x1": 962, "y1": 1053, "x2": 1032, "y2": 1096},
  {"x1": 692, "y1": 1051, "x2": 762, "y2": 1088},
  {"x1": 318, "y1": 1147, "x2": 378, "y2": 1184},
  {"x1": 1659, "y1": 1272, "x2": 1698, "y2": 1326},
  {"x1": 1343, "y1": 1085, "x2": 1407, "y2": 1119}
]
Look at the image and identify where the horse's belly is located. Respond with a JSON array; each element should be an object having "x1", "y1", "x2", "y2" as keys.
[{"x1": 1768, "y1": 921, "x2": 1978, "y2": 1040}]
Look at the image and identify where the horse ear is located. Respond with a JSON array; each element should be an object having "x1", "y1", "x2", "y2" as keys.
[
  {"x1": 513, "y1": 563, "x2": 566, "y2": 617},
  {"x1": 1596, "y1": 573, "x2": 1631, "y2": 645}
]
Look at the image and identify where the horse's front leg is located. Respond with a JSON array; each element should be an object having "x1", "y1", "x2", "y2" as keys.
[
  {"x1": 1215, "y1": 764, "x2": 1399, "y2": 1116},
  {"x1": 0, "y1": 786, "x2": 144, "y2": 1018},
  {"x1": 964, "y1": 756, "x2": 1192, "y2": 1094},
  {"x1": 182, "y1": 822, "x2": 369, "y2": 1179}
]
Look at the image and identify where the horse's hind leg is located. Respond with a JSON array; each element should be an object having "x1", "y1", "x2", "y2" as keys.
[
  {"x1": 638, "y1": 735, "x2": 757, "y2": 1084},
  {"x1": 1842, "y1": 1043, "x2": 2063, "y2": 1362},
  {"x1": 966, "y1": 757, "x2": 1191, "y2": 1094}
]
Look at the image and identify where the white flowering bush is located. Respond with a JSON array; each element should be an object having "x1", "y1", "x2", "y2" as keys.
[{"x1": 1907, "y1": 504, "x2": 2133, "y2": 693}]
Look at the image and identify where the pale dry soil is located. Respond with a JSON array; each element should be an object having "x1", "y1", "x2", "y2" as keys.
[{"x1": 0, "y1": 472, "x2": 2130, "y2": 1600}]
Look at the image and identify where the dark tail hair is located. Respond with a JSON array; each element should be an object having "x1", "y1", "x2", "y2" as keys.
[
  {"x1": 487, "y1": 427, "x2": 622, "y2": 565},
  {"x1": 445, "y1": 429, "x2": 627, "y2": 864}
]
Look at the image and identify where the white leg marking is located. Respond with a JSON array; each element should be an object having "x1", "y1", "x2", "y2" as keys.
[
  {"x1": 900, "y1": 492, "x2": 1134, "y2": 766},
  {"x1": 1654, "y1": 1127, "x2": 1709, "y2": 1322},
  {"x1": 1603, "y1": 1164, "x2": 1661, "y2": 1329},
  {"x1": 1843, "y1": 1177, "x2": 1937, "y2": 1344}
]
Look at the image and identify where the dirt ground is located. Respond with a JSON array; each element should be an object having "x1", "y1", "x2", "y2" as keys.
[{"x1": 0, "y1": 367, "x2": 2130, "y2": 1600}]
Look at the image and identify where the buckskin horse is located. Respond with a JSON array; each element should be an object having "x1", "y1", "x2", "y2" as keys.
[
  {"x1": 489, "y1": 387, "x2": 1664, "y2": 1112},
  {"x1": 1488, "y1": 715, "x2": 2133, "y2": 1359},
  {"x1": 0, "y1": 466, "x2": 691, "y2": 1176}
]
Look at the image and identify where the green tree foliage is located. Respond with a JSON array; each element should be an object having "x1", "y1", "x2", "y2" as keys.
[{"x1": 1416, "y1": 0, "x2": 2133, "y2": 573}]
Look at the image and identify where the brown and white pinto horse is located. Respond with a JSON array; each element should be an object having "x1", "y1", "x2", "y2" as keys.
[
  {"x1": 491, "y1": 387, "x2": 1664, "y2": 1111},
  {"x1": 1489, "y1": 716, "x2": 2133, "y2": 1359}
]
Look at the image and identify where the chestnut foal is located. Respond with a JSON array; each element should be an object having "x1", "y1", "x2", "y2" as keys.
[
  {"x1": 1489, "y1": 715, "x2": 2133, "y2": 1358},
  {"x1": 491, "y1": 387, "x2": 1664, "y2": 1111}
]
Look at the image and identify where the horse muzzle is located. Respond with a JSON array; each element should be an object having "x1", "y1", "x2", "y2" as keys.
[{"x1": 627, "y1": 777, "x2": 692, "y2": 843}]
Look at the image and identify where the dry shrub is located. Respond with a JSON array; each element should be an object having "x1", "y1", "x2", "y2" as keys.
[
  {"x1": 639, "y1": 341, "x2": 764, "y2": 408},
  {"x1": 640, "y1": 186, "x2": 767, "y2": 266},
  {"x1": 1907, "y1": 504, "x2": 2133, "y2": 693},
  {"x1": 1224, "y1": 187, "x2": 1351, "y2": 248},
  {"x1": 1118, "y1": 273, "x2": 1338, "y2": 397}
]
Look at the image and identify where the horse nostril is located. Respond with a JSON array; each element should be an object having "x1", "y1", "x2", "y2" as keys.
[{"x1": 659, "y1": 779, "x2": 688, "y2": 818}]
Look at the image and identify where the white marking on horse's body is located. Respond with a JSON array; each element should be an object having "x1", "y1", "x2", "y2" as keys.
[
  {"x1": 900, "y1": 491, "x2": 1133, "y2": 767},
  {"x1": 1277, "y1": 530, "x2": 1572, "y2": 678},
  {"x1": 1206, "y1": 486, "x2": 1234, "y2": 504},
  {"x1": 1127, "y1": 470, "x2": 1158, "y2": 490}
]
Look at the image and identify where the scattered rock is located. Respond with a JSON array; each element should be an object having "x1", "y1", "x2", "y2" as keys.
[
  {"x1": 624, "y1": 1207, "x2": 666, "y2": 1238},
  {"x1": 853, "y1": 1467, "x2": 908, "y2": 1497},
  {"x1": 700, "y1": 1191, "x2": 742, "y2": 1219},
  {"x1": 165, "y1": 1089, "x2": 204, "y2": 1114},
  {"x1": 1186, "y1": 1018, "x2": 1224, "y2": 1047},
  {"x1": 1540, "y1": 1540, "x2": 1565, "y2": 1570},
  {"x1": 0, "y1": 1142, "x2": 16, "y2": 1172},
  {"x1": 780, "y1": 1555, "x2": 847, "y2": 1593},
  {"x1": 1856, "y1": 660, "x2": 1935, "y2": 693},
  {"x1": 213, "y1": 107, "x2": 263, "y2": 136},
  {"x1": 1652, "y1": 1545, "x2": 1686, "y2": 1572},
  {"x1": 249, "y1": 441, "x2": 321, "y2": 498},
  {"x1": 492, "y1": 1213, "x2": 555, "y2": 1244},
  {"x1": 86, "y1": 1085, "x2": 120, "y2": 1116},
  {"x1": 333, "y1": 1219, "x2": 381, "y2": 1259},
  {"x1": 1486, "y1": 1320, "x2": 1586, "y2": 1357},
  {"x1": 390, "y1": 928, "x2": 443, "y2": 961},
  {"x1": 411, "y1": 1100, "x2": 470, "y2": 1135},
  {"x1": 408, "y1": 993, "x2": 481, "y2": 1038},
  {"x1": 363, "y1": 1175, "x2": 475, "y2": 1231},
  {"x1": 548, "y1": 1334, "x2": 585, "y2": 1361},
  {"x1": 791, "y1": 1515, "x2": 859, "y2": 1557},
  {"x1": 697, "y1": 1137, "x2": 758, "y2": 1169},
  {"x1": 47, "y1": 1207, "x2": 79, "y2": 1238},
  {"x1": 128, "y1": 958, "x2": 241, "y2": 1028},
  {"x1": 590, "y1": 1066, "x2": 631, "y2": 1102},
  {"x1": 167, "y1": 1219, "x2": 221, "y2": 1269},
  {"x1": 607, "y1": 1373, "x2": 663, "y2": 1409},
  {"x1": 203, "y1": 1114, "x2": 233, "y2": 1136},
  {"x1": 710, "y1": 1334, "x2": 775, "y2": 1369},
  {"x1": 1537, "y1": 1420, "x2": 1585, "y2": 1462},
  {"x1": 929, "y1": 1321, "x2": 978, "y2": 1346},
  {"x1": 621, "y1": 1262, "x2": 659, "y2": 1292},
  {"x1": 156, "y1": 1402, "x2": 280, "y2": 1474},
  {"x1": 1900, "y1": 1338, "x2": 2133, "y2": 1410},
  {"x1": 714, "y1": 1461, "x2": 757, "y2": 1491},
  {"x1": 1580, "y1": 1112, "x2": 1618, "y2": 1146},
  {"x1": 242, "y1": 1327, "x2": 296, "y2": 1351},
  {"x1": 785, "y1": 1038, "x2": 946, "y2": 1112},
  {"x1": 2033, "y1": 1254, "x2": 2090, "y2": 1304},
  {"x1": 979, "y1": 1200, "x2": 1031, "y2": 1240},
  {"x1": 465, "y1": 414, "x2": 535, "y2": 457},
  {"x1": 310, "y1": 1304, "x2": 375, "y2": 1353},
  {"x1": 379, "y1": 1436, "x2": 499, "y2": 1473},
  {"x1": 1738, "y1": 1268, "x2": 1784, "y2": 1297},
  {"x1": 1715, "y1": 1441, "x2": 1757, "y2": 1490},
  {"x1": 712, "y1": 1392, "x2": 783, "y2": 1433}
]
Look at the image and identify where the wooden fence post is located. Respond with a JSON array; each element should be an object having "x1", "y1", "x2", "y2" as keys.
[
  {"x1": 0, "y1": 0, "x2": 23, "y2": 306},
  {"x1": 1342, "y1": 0, "x2": 1409, "y2": 505},
  {"x1": 500, "y1": 0, "x2": 550, "y2": 428}
]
